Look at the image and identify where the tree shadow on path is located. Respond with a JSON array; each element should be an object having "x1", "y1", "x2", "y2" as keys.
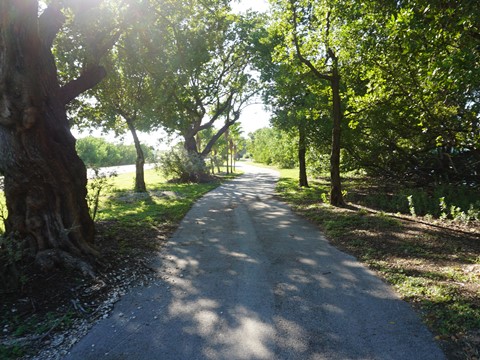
[{"x1": 65, "y1": 167, "x2": 445, "y2": 360}]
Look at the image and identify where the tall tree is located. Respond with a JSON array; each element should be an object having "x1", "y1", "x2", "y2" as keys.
[
  {"x1": 289, "y1": 0, "x2": 345, "y2": 204},
  {"x1": 268, "y1": 0, "x2": 348, "y2": 205},
  {"x1": 0, "y1": 1, "x2": 121, "y2": 276},
  {"x1": 146, "y1": 1, "x2": 259, "y2": 165},
  {"x1": 79, "y1": 29, "x2": 156, "y2": 192}
]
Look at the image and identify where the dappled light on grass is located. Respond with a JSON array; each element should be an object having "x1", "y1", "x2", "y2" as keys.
[
  {"x1": 275, "y1": 172, "x2": 480, "y2": 356},
  {"x1": 96, "y1": 181, "x2": 219, "y2": 226}
]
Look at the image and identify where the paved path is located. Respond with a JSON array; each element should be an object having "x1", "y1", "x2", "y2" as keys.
[{"x1": 65, "y1": 164, "x2": 445, "y2": 360}]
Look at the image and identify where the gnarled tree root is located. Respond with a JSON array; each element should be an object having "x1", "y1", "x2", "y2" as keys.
[{"x1": 35, "y1": 249, "x2": 95, "y2": 278}]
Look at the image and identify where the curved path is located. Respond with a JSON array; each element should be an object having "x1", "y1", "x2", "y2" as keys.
[{"x1": 65, "y1": 164, "x2": 445, "y2": 360}]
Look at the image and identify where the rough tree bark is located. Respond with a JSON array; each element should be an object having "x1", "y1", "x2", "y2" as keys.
[
  {"x1": 181, "y1": 112, "x2": 240, "y2": 181},
  {"x1": 183, "y1": 133, "x2": 199, "y2": 155},
  {"x1": 179, "y1": 132, "x2": 210, "y2": 182},
  {"x1": 0, "y1": 1, "x2": 110, "y2": 276}
]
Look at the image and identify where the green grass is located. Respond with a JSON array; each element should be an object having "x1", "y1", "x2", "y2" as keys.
[
  {"x1": 99, "y1": 169, "x2": 238, "y2": 222},
  {"x1": 89, "y1": 168, "x2": 239, "y2": 254},
  {"x1": 270, "y1": 165, "x2": 480, "y2": 358}
]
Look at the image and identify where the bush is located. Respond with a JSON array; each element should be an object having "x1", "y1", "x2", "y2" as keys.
[
  {"x1": 157, "y1": 147, "x2": 208, "y2": 183},
  {"x1": 306, "y1": 151, "x2": 330, "y2": 177},
  {"x1": 86, "y1": 168, "x2": 117, "y2": 221}
]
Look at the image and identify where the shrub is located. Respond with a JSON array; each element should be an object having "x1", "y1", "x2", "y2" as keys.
[
  {"x1": 157, "y1": 147, "x2": 208, "y2": 183},
  {"x1": 87, "y1": 168, "x2": 117, "y2": 221}
]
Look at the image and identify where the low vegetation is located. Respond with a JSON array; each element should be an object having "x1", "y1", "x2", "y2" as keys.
[
  {"x1": 76, "y1": 136, "x2": 155, "y2": 168},
  {"x1": 0, "y1": 169, "x2": 237, "y2": 359},
  {"x1": 271, "y1": 166, "x2": 479, "y2": 360}
]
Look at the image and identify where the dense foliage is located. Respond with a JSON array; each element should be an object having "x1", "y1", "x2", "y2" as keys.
[
  {"x1": 247, "y1": 128, "x2": 297, "y2": 168},
  {"x1": 254, "y1": 0, "x2": 480, "y2": 189}
]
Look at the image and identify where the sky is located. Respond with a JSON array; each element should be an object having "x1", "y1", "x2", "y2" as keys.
[
  {"x1": 231, "y1": 0, "x2": 270, "y2": 13},
  {"x1": 73, "y1": 0, "x2": 272, "y2": 147},
  {"x1": 226, "y1": 0, "x2": 272, "y2": 135}
]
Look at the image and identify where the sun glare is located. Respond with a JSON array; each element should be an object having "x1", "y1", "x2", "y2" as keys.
[{"x1": 231, "y1": 0, "x2": 270, "y2": 13}]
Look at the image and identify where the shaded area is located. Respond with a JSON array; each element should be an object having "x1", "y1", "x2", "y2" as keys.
[
  {"x1": 66, "y1": 165, "x2": 444, "y2": 360},
  {"x1": 276, "y1": 175, "x2": 480, "y2": 359},
  {"x1": 0, "y1": 174, "x2": 223, "y2": 359}
]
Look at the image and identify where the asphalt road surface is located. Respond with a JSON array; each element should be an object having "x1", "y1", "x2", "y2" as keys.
[{"x1": 65, "y1": 164, "x2": 445, "y2": 360}]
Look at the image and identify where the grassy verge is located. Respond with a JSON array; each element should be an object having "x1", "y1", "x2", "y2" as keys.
[
  {"x1": 0, "y1": 168, "x2": 239, "y2": 359},
  {"x1": 91, "y1": 169, "x2": 229, "y2": 255},
  {"x1": 273, "y1": 167, "x2": 479, "y2": 360}
]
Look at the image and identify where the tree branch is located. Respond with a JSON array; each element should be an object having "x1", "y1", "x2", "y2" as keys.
[
  {"x1": 201, "y1": 114, "x2": 239, "y2": 157},
  {"x1": 60, "y1": 66, "x2": 107, "y2": 105},
  {"x1": 38, "y1": 4, "x2": 65, "y2": 49},
  {"x1": 197, "y1": 93, "x2": 234, "y2": 132},
  {"x1": 290, "y1": 0, "x2": 331, "y2": 81},
  {"x1": 87, "y1": 30, "x2": 122, "y2": 67}
]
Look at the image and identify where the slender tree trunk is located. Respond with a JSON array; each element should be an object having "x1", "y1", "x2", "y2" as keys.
[
  {"x1": 125, "y1": 117, "x2": 146, "y2": 192},
  {"x1": 330, "y1": 67, "x2": 345, "y2": 206},
  {"x1": 233, "y1": 145, "x2": 237, "y2": 172},
  {"x1": 215, "y1": 150, "x2": 221, "y2": 173},
  {"x1": 0, "y1": 1, "x2": 97, "y2": 277},
  {"x1": 230, "y1": 141, "x2": 234, "y2": 173},
  {"x1": 291, "y1": 3, "x2": 344, "y2": 206},
  {"x1": 298, "y1": 123, "x2": 309, "y2": 188},
  {"x1": 226, "y1": 147, "x2": 230, "y2": 174}
]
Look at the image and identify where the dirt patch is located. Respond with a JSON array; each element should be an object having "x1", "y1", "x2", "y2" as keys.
[{"x1": 0, "y1": 221, "x2": 173, "y2": 359}]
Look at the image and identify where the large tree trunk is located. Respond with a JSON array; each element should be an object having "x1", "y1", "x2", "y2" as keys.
[
  {"x1": 184, "y1": 132, "x2": 199, "y2": 154},
  {"x1": 298, "y1": 123, "x2": 309, "y2": 188},
  {"x1": 330, "y1": 67, "x2": 345, "y2": 207},
  {"x1": 182, "y1": 133, "x2": 208, "y2": 182},
  {"x1": 125, "y1": 117, "x2": 146, "y2": 193},
  {"x1": 0, "y1": 1, "x2": 98, "y2": 277}
]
